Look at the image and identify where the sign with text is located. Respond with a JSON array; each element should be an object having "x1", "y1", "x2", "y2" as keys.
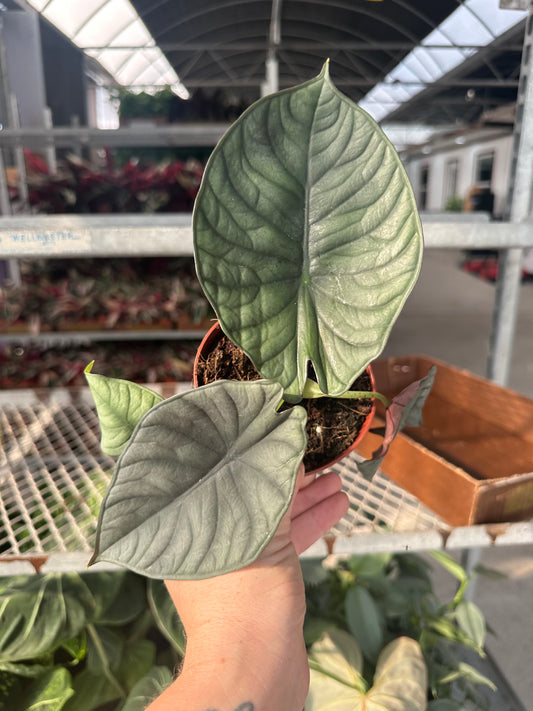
[{"x1": 0, "y1": 229, "x2": 91, "y2": 255}]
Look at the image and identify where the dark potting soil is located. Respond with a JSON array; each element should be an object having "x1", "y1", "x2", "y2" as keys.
[{"x1": 196, "y1": 334, "x2": 373, "y2": 471}]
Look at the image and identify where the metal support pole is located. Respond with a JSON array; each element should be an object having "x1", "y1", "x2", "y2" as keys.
[
  {"x1": 0, "y1": 20, "x2": 19, "y2": 285},
  {"x1": 0, "y1": 144, "x2": 10, "y2": 216},
  {"x1": 70, "y1": 114, "x2": 82, "y2": 158},
  {"x1": 0, "y1": 16, "x2": 12, "y2": 215},
  {"x1": 487, "y1": 3, "x2": 533, "y2": 385},
  {"x1": 465, "y1": 1, "x2": 533, "y2": 600},
  {"x1": 10, "y1": 92, "x2": 29, "y2": 209},
  {"x1": 261, "y1": 0, "x2": 281, "y2": 97},
  {"x1": 261, "y1": 52, "x2": 279, "y2": 97},
  {"x1": 43, "y1": 107, "x2": 57, "y2": 174}
]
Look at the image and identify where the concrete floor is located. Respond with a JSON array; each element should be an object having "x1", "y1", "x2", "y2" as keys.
[
  {"x1": 383, "y1": 249, "x2": 533, "y2": 398},
  {"x1": 386, "y1": 249, "x2": 533, "y2": 710}
]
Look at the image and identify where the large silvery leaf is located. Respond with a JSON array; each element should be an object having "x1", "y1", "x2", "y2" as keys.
[
  {"x1": 194, "y1": 63, "x2": 423, "y2": 402},
  {"x1": 91, "y1": 380, "x2": 307, "y2": 579},
  {"x1": 85, "y1": 362, "x2": 163, "y2": 456},
  {"x1": 307, "y1": 634, "x2": 427, "y2": 711}
]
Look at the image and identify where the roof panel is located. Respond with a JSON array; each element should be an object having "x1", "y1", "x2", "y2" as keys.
[
  {"x1": 43, "y1": 0, "x2": 109, "y2": 37},
  {"x1": 130, "y1": 0, "x2": 462, "y2": 103},
  {"x1": 109, "y1": 17, "x2": 154, "y2": 47},
  {"x1": 29, "y1": 0, "x2": 529, "y2": 125},
  {"x1": 74, "y1": 0, "x2": 138, "y2": 46}
]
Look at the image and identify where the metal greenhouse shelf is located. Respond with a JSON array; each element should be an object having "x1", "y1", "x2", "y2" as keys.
[{"x1": 1, "y1": 386, "x2": 532, "y2": 576}]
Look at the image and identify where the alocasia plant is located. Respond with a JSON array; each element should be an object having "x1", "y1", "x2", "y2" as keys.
[{"x1": 86, "y1": 62, "x2": 435, "y2": 580}]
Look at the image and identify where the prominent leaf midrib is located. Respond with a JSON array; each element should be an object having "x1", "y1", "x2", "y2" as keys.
[
  {"x1": 302, "y1": 73, "x2": 328, "y2": 285},
  {"x1": 294, "y1": 72, "x2": 334, "y2": 388}
]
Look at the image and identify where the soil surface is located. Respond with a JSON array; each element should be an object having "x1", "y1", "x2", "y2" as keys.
[{"x1": 196, "y1": 334, "x2": 373, "y2": 471}]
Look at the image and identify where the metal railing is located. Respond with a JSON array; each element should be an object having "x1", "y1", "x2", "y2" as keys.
[{"x1": 1, "y1": 211, "x2": 531, "y2": 380}]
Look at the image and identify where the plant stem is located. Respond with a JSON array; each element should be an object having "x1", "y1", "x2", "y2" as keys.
[
  {"x1": 301, "y1": 378, "x2": 390, "y2": 408},
  {"x1": 337, "y1": 390, "x2": 390, "y2": 408},
  {"x1": 86, "y1": 623, "x2": 126, "y2": 698}
]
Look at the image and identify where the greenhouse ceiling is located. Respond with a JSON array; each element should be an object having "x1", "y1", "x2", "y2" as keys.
[{"x1": 22, "y1": 0, "x2": 530, "y2": 124}]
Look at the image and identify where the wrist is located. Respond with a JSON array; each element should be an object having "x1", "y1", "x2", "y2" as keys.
[{"x1": 152, "y1": 547, "x2": 309, "y2": 711}]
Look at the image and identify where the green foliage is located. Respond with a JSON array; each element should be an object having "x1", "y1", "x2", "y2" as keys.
[
  {"x1": 345, "y1": 586, "x2": 383, "y2": 663},
  {"x1": 0, "y1": 574, "x2": 94, "y2": 666},
  {"x1": 304, "y1": 552, "x2": 495, "y2": 707},
  {"x1": 13, "y1": 667, "x2": 73, "y2": 710},
  {"x1": 147, "y1": 580, "x2": 186, "y2": 655},
  {"x1": 121, "y1": 666, "x2": 173, "y2": 711},
  {"x1": 0, "y1": 553, "x2": 498, "y2": 710},
  {"x1": 115, "y1": 87, "x2": 176, "y2": 120},
  {"x1": 445, "y1": 195, "x2": 464, "y2": 212},
  {"x1": 0, "y1": 570, "x2": 180, "y2": 711}
]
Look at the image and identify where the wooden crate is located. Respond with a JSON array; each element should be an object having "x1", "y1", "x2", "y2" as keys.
[{"x1": 356, "y1": 356, "x2": 533, "y2": 526}]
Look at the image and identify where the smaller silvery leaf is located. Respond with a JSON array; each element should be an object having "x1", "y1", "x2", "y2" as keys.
[
  {"x1": 91, "y1": 379, "x2": 307, "y2": 579},
  {"x1": 357, "y1": 366, "x2": 436, "y2": 478},
  {"x1": 85, "y1": 362, "x2": 163, "y2": 456}
]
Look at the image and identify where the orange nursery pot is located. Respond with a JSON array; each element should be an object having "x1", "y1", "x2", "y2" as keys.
[{"x1": 193, "y1": 321, "x2": 376, "y2": 475}]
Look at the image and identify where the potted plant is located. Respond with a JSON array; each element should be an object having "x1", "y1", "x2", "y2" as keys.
[{"x1": 85, "y1": 62, "x2": 435, "y2": 581}]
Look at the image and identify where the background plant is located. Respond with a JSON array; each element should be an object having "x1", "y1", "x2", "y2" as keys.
[
  {"x1": 21, "y1": 152, "x2": 203, "y2": 214},
  {"x1": 0, "y1": 257, "x2": 214, "y2": 331},
  {"x1": 0, "y1": 552, "x2": 497, "y2": 711},
  {"x1": 0, "y1": 340, "x2": 198, "y2": 390},
  {"x1": 114, "y1": 86, "x2": 250, "y2": 124},
  {"x1": 0, "y1": 570, "x2": 183, "y2": 711},
  {"x1": 303, "y1": 551, "x2": 497, "y2": 709}
]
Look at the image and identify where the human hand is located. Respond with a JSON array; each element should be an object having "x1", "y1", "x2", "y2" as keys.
[{"x1": 147, "y1": 464, "x2": 349, "y2": 711}]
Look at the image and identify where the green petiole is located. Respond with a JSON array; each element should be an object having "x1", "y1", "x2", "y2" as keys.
[{"x1": 301, "y1": 378, "x2": 391, "y2": 409}]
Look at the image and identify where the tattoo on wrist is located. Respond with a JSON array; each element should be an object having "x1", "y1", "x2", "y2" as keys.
[{"x1": 204, "y1": 704, "x2": 254, "y2": 711}]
